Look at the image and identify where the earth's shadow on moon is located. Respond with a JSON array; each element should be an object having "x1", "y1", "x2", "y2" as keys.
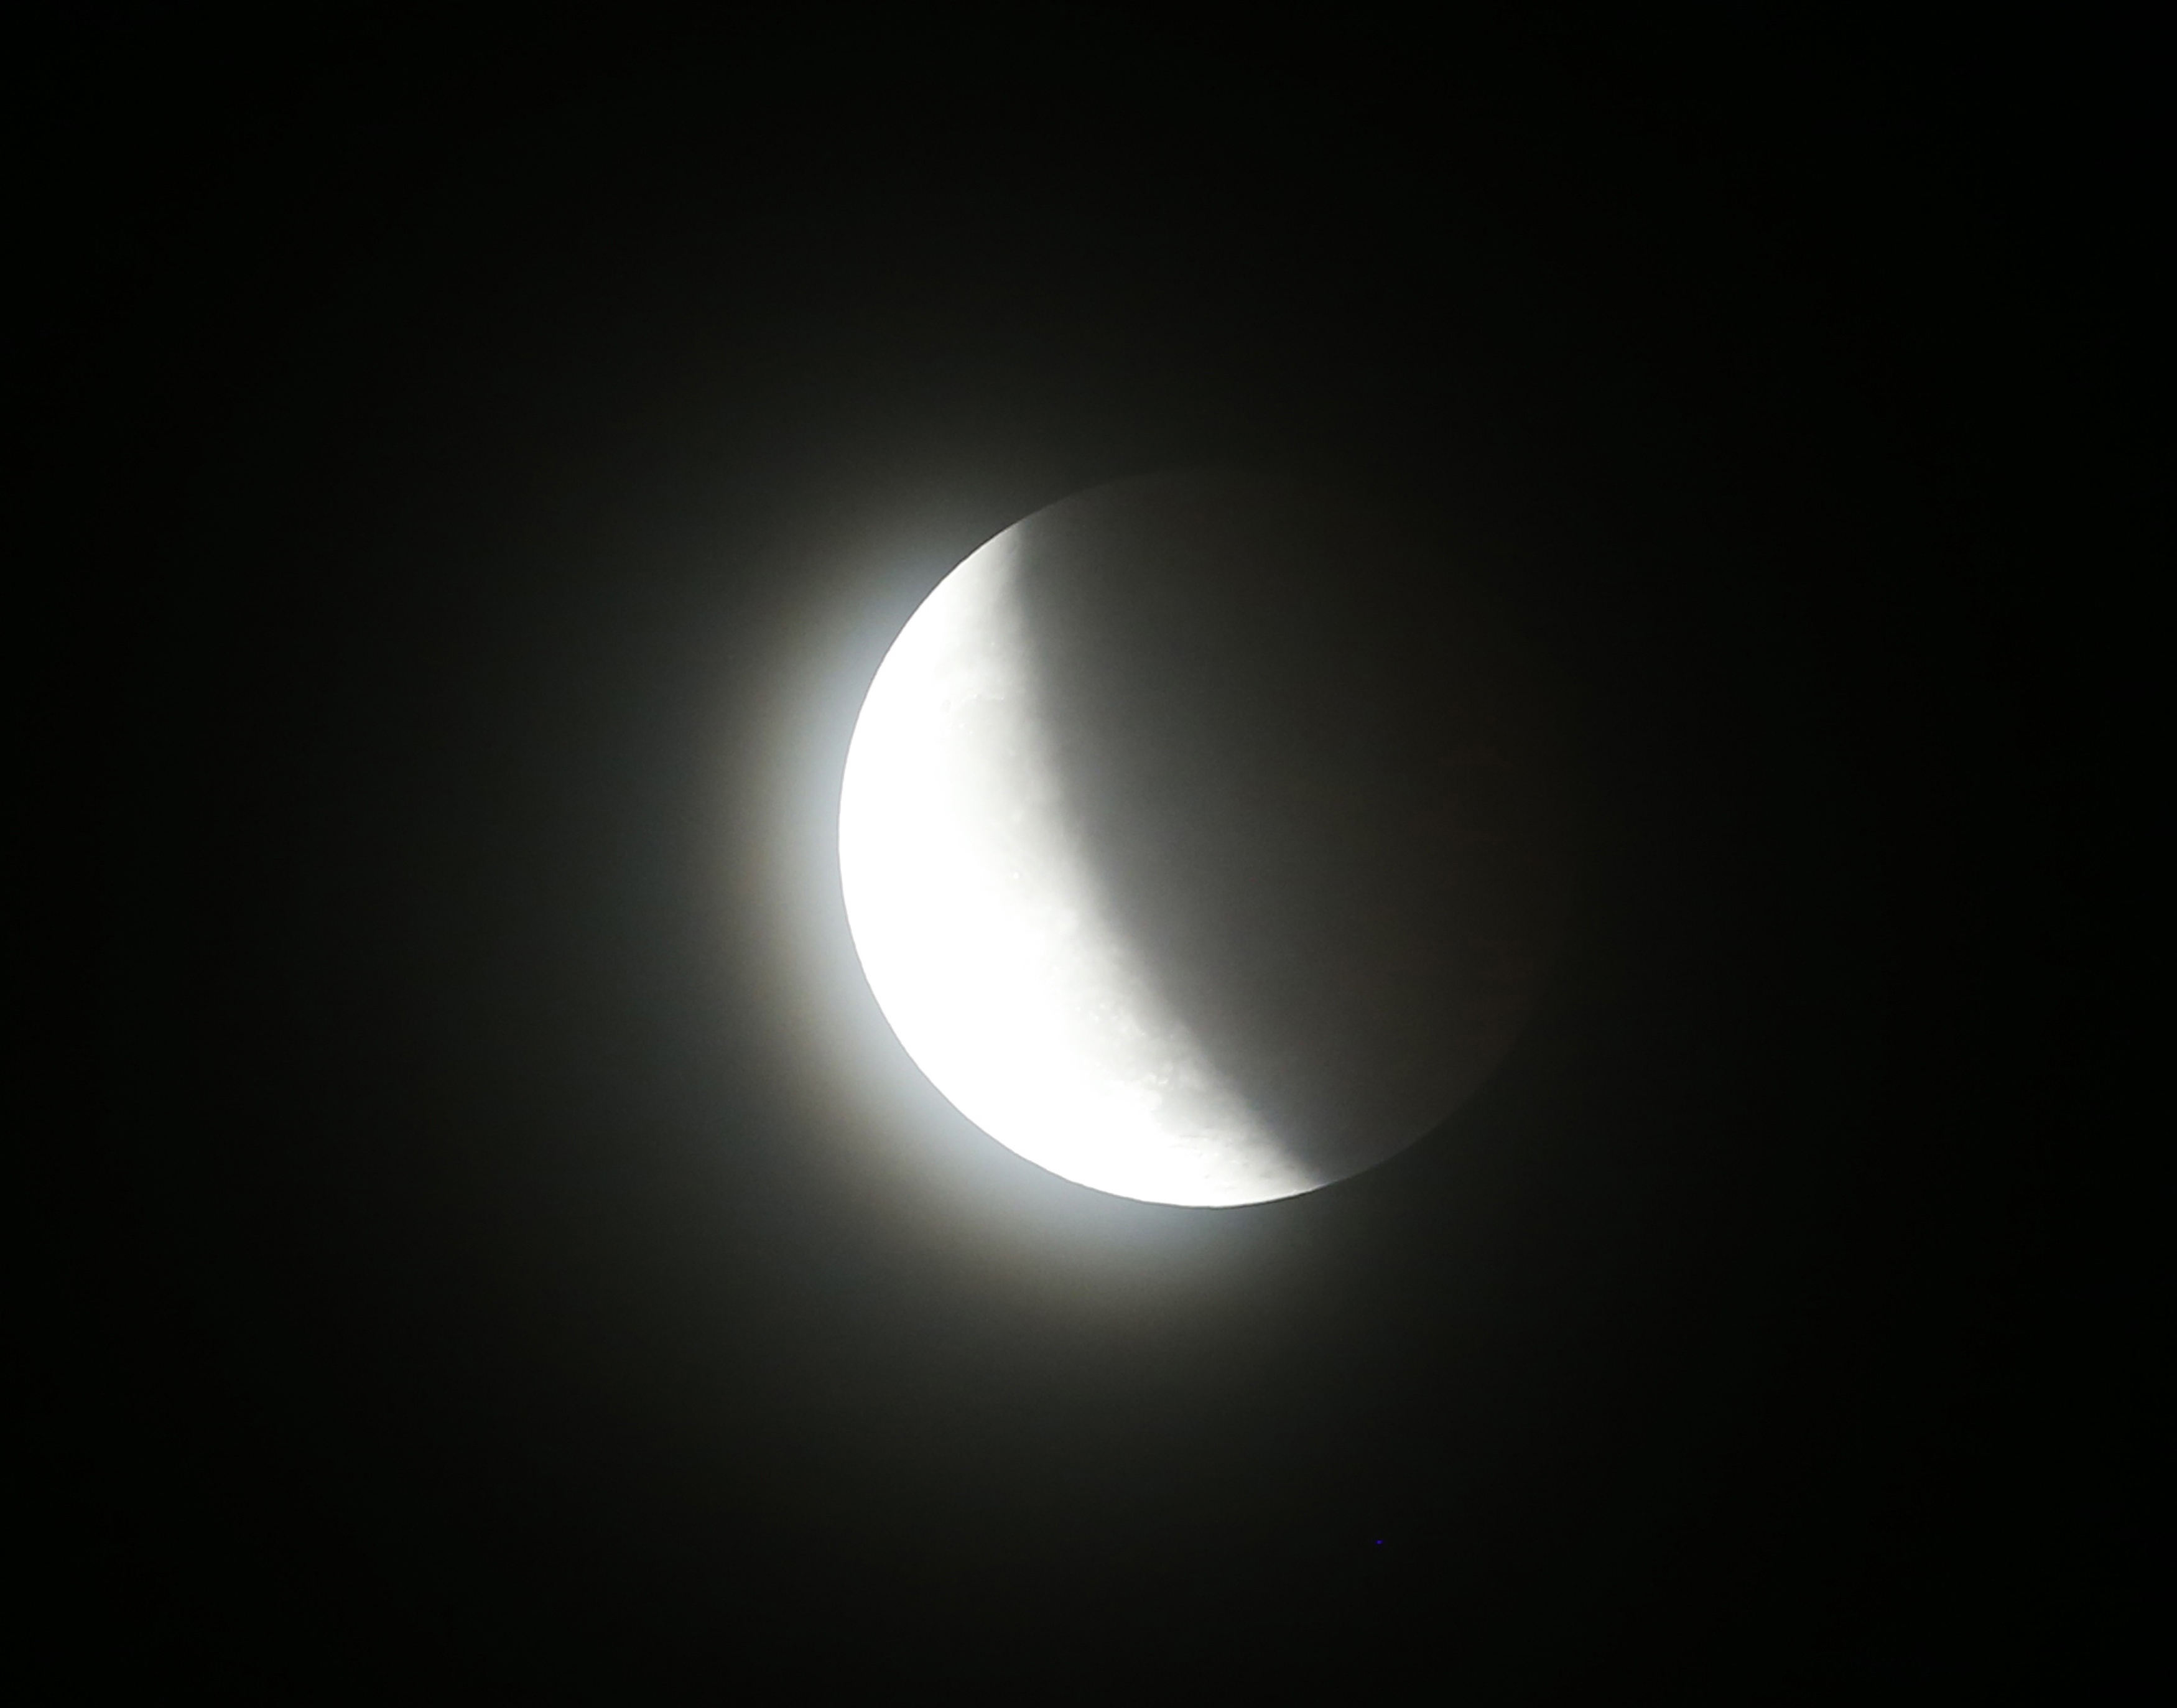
[{"x1": 1010, "y1": 470, "x2": 1584, "y2": 1191}]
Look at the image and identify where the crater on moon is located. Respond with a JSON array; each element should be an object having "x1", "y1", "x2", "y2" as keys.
[{"x1": 839, "y1": 471, "x2": 1578, "y2": 1207}]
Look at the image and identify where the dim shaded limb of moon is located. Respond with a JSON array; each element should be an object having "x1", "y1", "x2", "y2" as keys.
[{"x1": 838, "y1": 473, "x2": 1577, "y2": 1208}]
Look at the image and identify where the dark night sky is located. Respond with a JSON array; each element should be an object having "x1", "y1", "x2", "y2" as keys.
[{"x1": 86, "y1": 16, "x2": 2147, "y2": 1696}]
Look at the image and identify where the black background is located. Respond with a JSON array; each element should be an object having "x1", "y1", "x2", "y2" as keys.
[{"x1": 85, "y1": 14, "x2": 2147, "y2": 1697}]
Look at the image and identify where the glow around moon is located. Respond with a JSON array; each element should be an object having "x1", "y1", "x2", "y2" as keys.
[{"x1": 839, "y1": 527, "x2": 1318, "y2": 1207}]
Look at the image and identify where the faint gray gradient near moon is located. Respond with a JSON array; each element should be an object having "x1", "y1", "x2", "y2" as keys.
[{"x1": 842, "y1": 471, "x2": 1579, "y2": 1206}]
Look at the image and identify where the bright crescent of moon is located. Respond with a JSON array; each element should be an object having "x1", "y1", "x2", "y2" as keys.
[{"x1": 839, "y1": 529, "x2": 1318, "y2": 1207}]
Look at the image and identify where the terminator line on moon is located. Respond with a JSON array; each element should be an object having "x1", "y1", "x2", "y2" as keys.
[{"x1": 839, "y1": 473, "x2": 1577, "y2": 1207}]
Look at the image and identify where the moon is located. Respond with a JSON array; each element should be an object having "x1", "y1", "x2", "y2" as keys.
[{"x1": 839, "y1": 472, "x2": 1577, "y2": 1207}]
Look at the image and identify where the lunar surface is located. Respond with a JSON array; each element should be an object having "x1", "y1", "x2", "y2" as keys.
[{"x1": 839, "y1": 473, "x2": 1577, "y2": 1206}]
